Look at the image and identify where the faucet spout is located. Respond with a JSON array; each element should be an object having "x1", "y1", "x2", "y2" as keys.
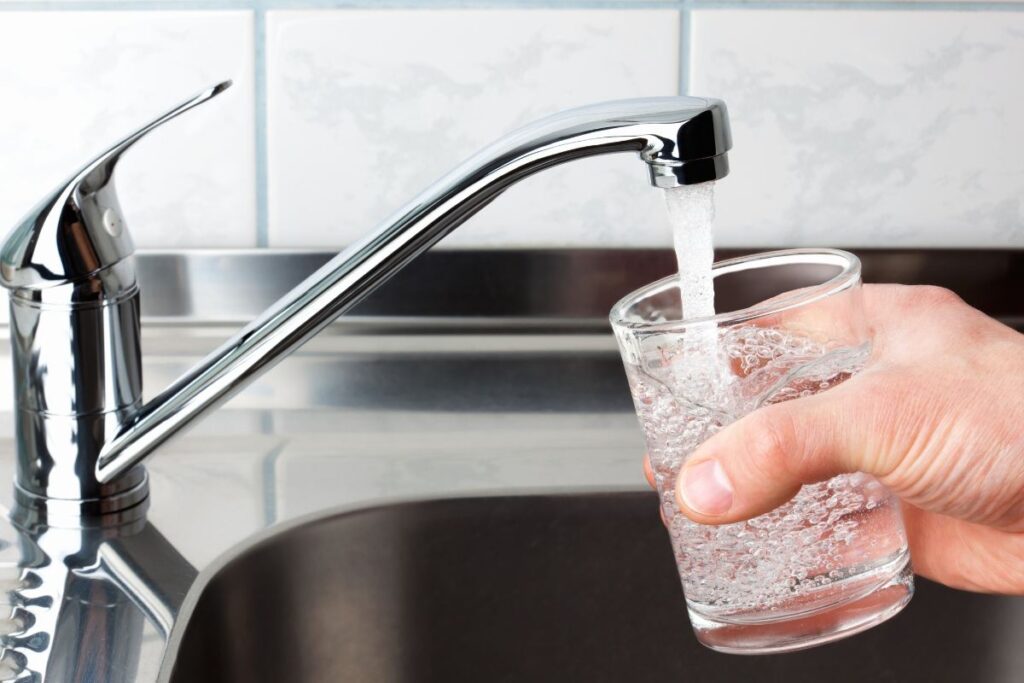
[{"x1": 95, "y1": 96, "x2": 730, "y2": 485}]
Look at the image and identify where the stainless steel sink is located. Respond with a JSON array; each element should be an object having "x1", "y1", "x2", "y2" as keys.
[{"x1": 167, "y1": 492, "x2": 1024, "y2": 682}]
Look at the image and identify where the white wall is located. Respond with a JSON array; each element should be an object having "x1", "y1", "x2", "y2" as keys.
[{"x1": 0, "y1": 1, "x2": 1021, "y2": 249}]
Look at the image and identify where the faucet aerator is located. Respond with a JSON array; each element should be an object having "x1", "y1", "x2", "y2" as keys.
[{"x1": 647, "y1": 154, "x2": 730, "y2": 189}]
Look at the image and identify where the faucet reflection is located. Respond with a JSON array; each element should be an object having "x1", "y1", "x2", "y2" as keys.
[{"x1": 0, "y1": 504, "x2": 194, "y2": 681}]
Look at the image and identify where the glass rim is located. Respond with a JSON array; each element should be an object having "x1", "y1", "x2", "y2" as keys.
[{"x1": 609, "y1": 248, "x2": 862, "y2": 333}]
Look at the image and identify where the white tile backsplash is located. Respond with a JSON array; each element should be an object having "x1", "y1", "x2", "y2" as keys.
[
  {"x1": 0, "y1": 5, "x2": 1021, "y2": 250},
  {"x1": 0, "y1": 11, "x2": 257, "y2": 248},
  {"x1": 265, "y1": 9, "x2": 681, "y2": 248},
  {"x1": 690, "y1": 9, "x2": 1024, "y2": 248}
]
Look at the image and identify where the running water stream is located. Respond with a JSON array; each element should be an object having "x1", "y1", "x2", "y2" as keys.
[
  {"x1": 662, "y1": 182, "x2": 720, "y2": 387},
  {"x1": 663, "y1": 182, "x2": 717, "y2": 321}
]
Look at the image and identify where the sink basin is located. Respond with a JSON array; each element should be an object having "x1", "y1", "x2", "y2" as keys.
[{"x1": 168, "y1": 492, "x2": 1024, "y2": 682}]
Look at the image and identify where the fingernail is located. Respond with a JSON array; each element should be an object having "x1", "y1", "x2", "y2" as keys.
[{"x1": 679, "y1": 460, "x2": 733, "y2": 516}]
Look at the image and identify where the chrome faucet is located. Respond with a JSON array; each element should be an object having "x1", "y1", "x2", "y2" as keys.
[{"x1": 0, "y1": 81, "x2": 731, "y2": 519}]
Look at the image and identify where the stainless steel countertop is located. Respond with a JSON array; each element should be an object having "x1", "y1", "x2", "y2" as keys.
[{"x1": 0, "y1": 248, "x2": 1020, "y2": 681}]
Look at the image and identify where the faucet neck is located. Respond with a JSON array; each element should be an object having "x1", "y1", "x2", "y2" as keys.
[{"x1": 94, "y1": 96, "x2": 731, "y2": 486}]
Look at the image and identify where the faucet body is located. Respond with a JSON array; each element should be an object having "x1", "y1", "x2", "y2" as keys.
[{"x1": 0, "y1": 83, "x2": 730, "y2": 516}]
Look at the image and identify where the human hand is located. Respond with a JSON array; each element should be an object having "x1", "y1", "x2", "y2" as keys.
[{"x1": 645, "y1": 284, "x2": 1024, "y2": 594}]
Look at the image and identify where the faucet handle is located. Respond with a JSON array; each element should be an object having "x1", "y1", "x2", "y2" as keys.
[{"x1": 0, "y1": 80, "x2": 232, "y2": 296}]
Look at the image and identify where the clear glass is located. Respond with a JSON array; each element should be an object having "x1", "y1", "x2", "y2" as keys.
[{"x1": 610, "y1": 249, "x2": 913, "y2": 654}]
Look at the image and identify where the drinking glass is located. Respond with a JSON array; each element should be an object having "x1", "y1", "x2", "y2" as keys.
[{"x1": 610, "y1": 248, "x2": 913, "y2": 654}]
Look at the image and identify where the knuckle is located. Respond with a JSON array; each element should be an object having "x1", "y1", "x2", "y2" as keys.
[
  {"x1": 846, "y1": 371, "x2": 920, "y2": 478},
  {"x1": 879, "y1": 286, "x2": 969, "y2": 345},
  {"x1": 912, "y1": 285, "x2": 964, "y2": 309},
  {"x1": 743, "y1": 409, "x2": 799, "y2": 477}
]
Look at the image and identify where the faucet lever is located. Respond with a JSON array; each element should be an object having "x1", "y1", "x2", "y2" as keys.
[
  {"x1": 0, "y1": 81, "x2": 233, "y2": 518},
  {"x1": 0, "y1": 80, "x2": 232, "y2": 293}
]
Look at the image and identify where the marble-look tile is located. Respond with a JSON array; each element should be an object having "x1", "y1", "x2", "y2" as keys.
[
  {"x1": 690, "y1": 9, "x2": 1024, "y2": 248},
  {"x1": 0, "y1": 11, "x2": 257, "y2": 248},
  {"x1": 266, "y1": 9, "x2": 680, "y2": 248}
]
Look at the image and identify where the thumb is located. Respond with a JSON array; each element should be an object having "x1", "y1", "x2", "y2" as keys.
[{"x1": 675, "y1": 383, "x2": 884, "y2": 525}]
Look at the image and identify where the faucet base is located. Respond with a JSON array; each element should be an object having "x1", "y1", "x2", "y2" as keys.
[{"x1": 13, "y1": 470, "x2": 150, "y2": 525}]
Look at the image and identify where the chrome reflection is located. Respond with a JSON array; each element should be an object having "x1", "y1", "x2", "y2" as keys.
[{"x1": 0, "y1": 506, "x2": 194, "y2": 682}]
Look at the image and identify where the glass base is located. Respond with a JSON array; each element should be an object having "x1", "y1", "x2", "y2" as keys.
[{"x1": 688, "y1": 555, "x2": 914, "y2": 655}]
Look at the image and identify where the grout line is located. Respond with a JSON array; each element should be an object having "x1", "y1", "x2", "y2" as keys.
[
  {"x1": 4, "y1": 1, "x2": 1024, "y2": 12},
  {"x1": 678, "y1": 6, "x2": 690, "y2": 95},
  {"x1": 254, "y1": 5, "x2": 270, "y2": 247}
]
